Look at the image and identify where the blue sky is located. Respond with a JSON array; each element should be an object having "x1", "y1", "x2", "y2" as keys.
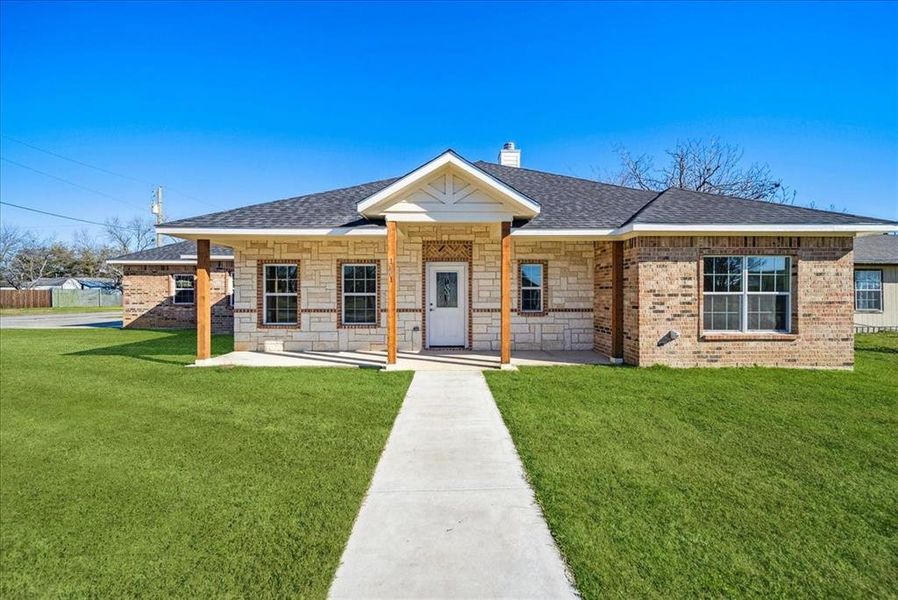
[{"x1": 1, "y1": 1, "x2": 896, "y2": 241}]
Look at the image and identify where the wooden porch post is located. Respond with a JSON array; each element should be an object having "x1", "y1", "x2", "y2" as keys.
[
  {"x1": 611, "y1": 240, "x2": 624, "y2": 361},
  {"x1": 196, "y1": 238, "x2": 211, "y2": 361},
  {"x1": 500, "y1": 221, "x2": 511, "y2": 365},
  {"x1": 386, "y1": 221, "x2": 398, "y2": 365}
]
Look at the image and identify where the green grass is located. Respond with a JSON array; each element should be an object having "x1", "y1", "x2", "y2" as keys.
[
  {"x1": 0, "y1": 329, "x2": 412, "y2": 598},
  {"x1": 0, "y1": 305, "x2": 121, "y2": 316},
  {"x1": 485, "y1": 333, "x2": 898, "y2": 599}
]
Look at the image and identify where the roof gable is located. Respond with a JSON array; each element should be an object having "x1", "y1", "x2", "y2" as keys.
[{"x1": 357, "y1": 150, "x2": 540, "y2": 221}]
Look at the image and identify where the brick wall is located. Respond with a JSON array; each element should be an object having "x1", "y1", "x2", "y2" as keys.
[
  {"x1": 122, "y1": 262, "x2": 233, "y2": 333},
  {"x1": 231, "y1": 227, "x2": 596, "y2": 352},
  {"x1": 593, "y1": 241, "x2": 613, "y2": 356},
  {"x1": 628, "y1": 236, "x2": 854, "y2": 368}
]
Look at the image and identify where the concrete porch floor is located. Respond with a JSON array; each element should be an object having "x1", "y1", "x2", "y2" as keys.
[{"x1": 194, "y1": 348, "x2": 612, "y2": 371}]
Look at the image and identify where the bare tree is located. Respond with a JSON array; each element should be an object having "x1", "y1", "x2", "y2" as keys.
[
  {"x1": 613, "y1": 138, "x2": 797, "y2": 204},
  {"x1": 0, "y1": 224, "x2": 28, "y2": 274},
  {"x1": 104, "y1": 216, "x2": 155, "y2": 254},
  {"x1": 3, "y1": 239, "x2": 58, "y2": 288}
]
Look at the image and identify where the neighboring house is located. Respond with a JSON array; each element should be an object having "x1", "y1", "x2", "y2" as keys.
[
  {"x1": 156, "y1": 145, "x2": 897, "y2": 369},
  {"x1": 853, "y1": 234, "x2": 898, "y2": 330},
  {"x1": 29, "y1": 277, "x2": 82, "y2": 290},
  {"x1": 106, "y1": 241, "x2": 234, "y2": 333},
  {"x1": 78, "y1": 277, "x2": 118, "y2": 290}
]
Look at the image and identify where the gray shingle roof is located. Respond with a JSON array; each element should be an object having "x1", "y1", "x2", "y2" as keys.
[
  {"x1": 854, "y1": 234, "x2": 898, "y2": 264},
  {"x1": 629, "y1": 187, "x2": 893, "y2": 225},
  {"x1": 159, "y1": 155, "x2": 895, "y2": 231},
  {"x1": 109, "y1": 240, "x2": 233, "y2": 263},
  {"x1": 161, "y1": 179, "x2": 397, "y2": 230},
  {"x1": 473, "y1": 162, "x2": 658, "y2": 228}
]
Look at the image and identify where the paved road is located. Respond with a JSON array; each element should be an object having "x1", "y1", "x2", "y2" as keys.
[
  {"x1": 0, "y1": 311, "x2": 122, "y2": 329},
  {"x1": 329, "y1": 371, "x2": 576, "y2": 599}
]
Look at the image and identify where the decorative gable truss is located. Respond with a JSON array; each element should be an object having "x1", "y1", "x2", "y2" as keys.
[{"x1": 357, "y1": 150, "x2": 540, "y2": 223}]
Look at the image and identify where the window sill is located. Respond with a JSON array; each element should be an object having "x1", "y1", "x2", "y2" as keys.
[
  {"x1": 700, "y1": 332, "x2": 798, "y2": 342},
  {"x1": 855, "y1": 310, "x2": 883, "y2": 314}
]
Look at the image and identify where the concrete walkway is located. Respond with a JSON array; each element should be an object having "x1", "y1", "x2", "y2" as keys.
[{"x1": 329, "y1": 371, "x2": 576, "y2": 599}]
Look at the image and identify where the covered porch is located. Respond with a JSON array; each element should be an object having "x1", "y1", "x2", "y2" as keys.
[
  {"x1": 181, "y1": 151, "x2": 628, "y2": 368},
  {"x1": 193, "y1": 348, "x2": 612, "y2": 371}
]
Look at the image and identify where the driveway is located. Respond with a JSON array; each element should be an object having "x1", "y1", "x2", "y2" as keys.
[
  {"x1": 0, "y1": 311, "x2": 122, "y2": 329},
  {"x1": 329, "y1": 371, "x2": 576, "y2": 599}
]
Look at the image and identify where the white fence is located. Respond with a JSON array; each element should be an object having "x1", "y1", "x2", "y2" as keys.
[{"x1": 51, "y1": 289, "x2": 122, "y2": 308}]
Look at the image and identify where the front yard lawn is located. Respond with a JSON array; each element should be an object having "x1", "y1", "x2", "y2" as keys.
[
  {"x1": 486, "y1": 333, "x2": 898, "y2": 598},
  {"x1": 0, "y1": 329, "x2": 412, "y2": 598}
]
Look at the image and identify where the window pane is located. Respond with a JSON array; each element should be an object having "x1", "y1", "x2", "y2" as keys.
[
  {"x1": 746, "y1": 256, "x2": 790, "y2": 292},
  {"x1": 344, "y1": 295, "x2": 376, "y2": 324},
  {"x1": 436, "y1": 272, "x2": 458, "y2": 308},
  {"x1": 703, "y1": 257, "x2": 742, "y2": 292},
  {"x1": 521, "y1": 264, "x2": 542, "y2": 288},
  {"x1": 747, "y1": 293, "x2": 788, "y2": 331},
  {"x1": 265, "y1": 294, "x2": 296, "y2": 324},
  {"x1": 521, "y1": 289, "x2": 542, "y2": 312},
  {"x1": 703, "y1": 294, "x2": 742, "y2": 331}
]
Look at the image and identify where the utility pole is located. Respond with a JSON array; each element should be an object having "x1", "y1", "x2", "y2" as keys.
[{"x1": 151, "y1": 186, "x2": 164, "y2": 247}]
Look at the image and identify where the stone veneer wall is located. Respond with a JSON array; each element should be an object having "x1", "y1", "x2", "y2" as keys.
[
  {"x1": 231, "y1": 226, "x2": 596, "y2": 352},
  {"x1": 628, "y1": 235, "x2": 854, "y2": 368},
  {"x1": 122, "y1": 262, "x2": 233, "y2": 333}
]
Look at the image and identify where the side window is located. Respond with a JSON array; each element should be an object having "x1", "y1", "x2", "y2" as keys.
[
  {"x1": 342, "y1": 264, "x2": 378, "y2": 325},
  {"x1": 855, "y1": 270, "x2": 883, "y2": 311},
  {"x1": 173, "y1": 274, "x2": 195, "y2": 305},
  {"x1": 263, "y1": 264, "x2": 298, "y2": 324},
  {"x1": 520, "y1": 263, "x2": 544, "y2": 312}
]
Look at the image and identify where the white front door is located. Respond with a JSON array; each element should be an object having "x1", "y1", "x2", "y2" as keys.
[{"x1": 426, "y1": 262, "x2": 467, "y2": 347}]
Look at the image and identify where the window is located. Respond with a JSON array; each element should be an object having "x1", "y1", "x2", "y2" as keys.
[
  {"x1": 342, "y1": 263, "x2": 377, "y2": 325},
  {"x1": 172, "y1": 274, "x2": 195, "y2": 305},
  {"x1": 227, "y1": 272, "x2": 234, "y2": 307},
  {"x1": 702, "y1": 256, "x2": 791, "y2": 332},
  {"x1": 263, "y1": 264, "x2": 298, "y2": 324},
  {"x1": 855, "y1": 270, "x2": 882, "y2": 312},
  {"x1": 520, "y1": 263, "x2": 544, "y2": 313}
]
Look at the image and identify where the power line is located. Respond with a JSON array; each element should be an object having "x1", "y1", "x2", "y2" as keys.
[
  {"x1": 0, "y1": 135, "x2": 218, "y2": 209},
  {"x1": 1, "y1": 134, "x2": 155, "y2": 186},
  {"x1": 0, "y1": 200, "x2": 126, "y2": 229},
  {"x1": 0, "y1": 156, "x2": 144, "y2": 210}
]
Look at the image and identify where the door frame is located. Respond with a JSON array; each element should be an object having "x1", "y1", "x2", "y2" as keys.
[{"x1": 425, "y1": 261, "x2": 469, "y2": 348}]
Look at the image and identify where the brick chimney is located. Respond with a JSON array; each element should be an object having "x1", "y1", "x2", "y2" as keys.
[{"x1": 498, "y1": 142, "x2": 521, "y2": 168}]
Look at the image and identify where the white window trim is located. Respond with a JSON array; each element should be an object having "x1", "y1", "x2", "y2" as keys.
[
  {"x1": 341, "y1": 263, "x2": 378, "y2": 326},
  {"x1": 854, "y1": 269, "x2": 883, "y2": 313},
  {"x1": 702, "y1": 256, "x2": 792, "y2": 333},
  {"x1": 172, "y1": 273, "x2": 195, "y2": 305},
  {"x1": 519, "y1": 262, "x2": 545, "y2": 313},
  {"x1": 227, "y1": 272, "x2": 234, "y2": 307},
  {"x1": 263, "y1": 263, "x2": 298, "y2": 325}
]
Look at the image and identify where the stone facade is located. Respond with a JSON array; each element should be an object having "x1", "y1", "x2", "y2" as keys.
[
  {"x1": 622, "y1": 236, "x2": 854, "y2": 368},
  {"x1": 230, "y1": 225, "x2": 595, "y2": 352},
  {"x1": 227, "y1": 231, "x2": 856, "y2": 368},
  {"x1": 122, "y1": 262, "x2": 233, "y2": 333}
]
